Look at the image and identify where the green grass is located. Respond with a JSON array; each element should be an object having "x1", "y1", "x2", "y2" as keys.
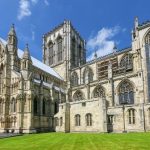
[{"x1": 0, "y1": 132, "x2": 150, "y2": 150}]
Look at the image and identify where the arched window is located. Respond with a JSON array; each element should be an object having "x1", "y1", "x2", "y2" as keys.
[
  {"x1": 13, "y1": 98, "x2": 16, "y2": 112},
  {"x1": 57, "y1": 36, "x2": 63, "y2": 62},
  {"x1": 22, "y1": 60, "x2": 27, "y2": 70},
  {"x1": 61, "y1": 93, "x2": 66, "y2": 103},
  {"x1": 83, "y1": 67, "x2": 93, "y2": 84},
  {"x1": 71, "y1": 72, "x2": 78, "y2": 86},
  {"x1": 148, "y1": 108, "x2": 150, "y2": 124},
  {"x1": 54, "y1": 101, "x2": 59, "y2": 114},
  {"x1": 93, "y1": 85, "x2": 105, "y2": 98},
  {"x1": 78, "y1": 44, "x2": 82, "y2": 61},
  {"x1": 42, "y1": 99, "x2": 46, "y2": 115},
  {"x1": 55, "y1": 117, "x2": 59, "y2": 126},
  {"x1": 73, "y1": 90, "x2": 84, "y2": 101},
  {"x1": 0, "y1": 64, "x2": 4, "y2": 94},
  {"x1": 0, "y1": 99, "x2": 3, "y2": 114},
  {"x1": 128, "y1": 109, "x2": 135, "y2": 124},
  {"x1": 60, "y1": 117, "x2": 63, "y2": 126},
  {"x1": 75, "y1": 114, "x2": 80, "y2": 126},
  {"x1": 71, "y1": 38, "x2": 76, "y2": 67},
  {"x1": 10, "y1": 98, "x2": 16, "y2": 113},
  {"x1": 0, "y1": 63, "x2": 3, "y2": 72},
  {"x1": 145, "y1": 31, "x2": 150, "y2": 44},
  {"x1": 119, "y1": 81, "x2": 134, "y2": 105},
  {"x1": 0, "y1": 45, "x2": 2, "y2": 54},
  {"x1": 48, "y1": 41, "x2": 54, "y2": 65},
  {"x1": 86, "y1": 113, "x2": 92, "y2": 126},
  {"x1": 34, "y1": 97, "x2": 38, "y2": 115},
  {"x1": 120, "y1": 54, "x2": 133, "y2": 70}
]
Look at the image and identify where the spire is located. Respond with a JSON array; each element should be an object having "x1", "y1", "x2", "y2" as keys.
[
  {"x1": 113, "y1": 42, "x2": 117, "y2": 53},
  {"x1": 8, "y1": 24, "x2": 16, "y2": 36},
  {"x1": 134, "y1": 16, "x2": 139, "y2": 30},
  {"x1": 7, "y1": 24, "x2": 17, "y2": 47},
  {"x1": 94, "y1": 50, "x2": 97, "y2": 59},
  {"x1": 23, "y1": 44, "x2": 31, "y2": 61}
]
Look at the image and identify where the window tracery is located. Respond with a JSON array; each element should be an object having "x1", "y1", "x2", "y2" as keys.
[
  {"x1": 48, "y1": 41, "x2": 54, "y2": 65},
  {"x1": 128, "y1": 109, "x2": 135, "y2": 124},
  {"x1": 57, "y1": 36, "x2": 63, "y2": 62},
  {"x1": 145, "y1": 31, "x2": 150, "y2": 44},
  {"x1": 73, "y1": 90, "x2": 84, "y2": 101},
  {"x1": 119, "y1": 81, "x2": 134, "y2": 104},
  {"x1": 10, "y1": 98, "x2": 16, "y2": 113},
  {"x1": 93, "y1": 85, "x2": 105, "y2": 98},
  {"x1": 71, "y1": 72, "x2": 78, "y2": 86},
  {"x1": 83, "y1": 67, "x2": 93, "y2": 84},
  {"x1": 120, "y1": 54, "x2": 133, "y2": 70}
]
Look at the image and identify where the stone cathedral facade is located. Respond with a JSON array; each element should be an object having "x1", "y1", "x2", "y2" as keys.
[{"x1": 1, "y1": 18, "x2": 150, "y2": 133}]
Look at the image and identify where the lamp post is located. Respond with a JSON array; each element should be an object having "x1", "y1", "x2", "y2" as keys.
[{"x1": 121, "y1": 101, "x2": 127, "y2": 133}]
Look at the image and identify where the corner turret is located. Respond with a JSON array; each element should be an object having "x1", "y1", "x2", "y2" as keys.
[{"x1": 7, "y1": 24, "x2": 17, "y2": 49}]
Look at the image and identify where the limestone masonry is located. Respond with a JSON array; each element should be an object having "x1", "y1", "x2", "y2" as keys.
[{"x1": 0, "y1": 18, "x2": 150, "y2": 133}]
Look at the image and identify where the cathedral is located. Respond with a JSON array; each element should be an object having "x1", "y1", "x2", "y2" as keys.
[{"x1": 0, "y1": 17, "x2": 150, "y2": 133}]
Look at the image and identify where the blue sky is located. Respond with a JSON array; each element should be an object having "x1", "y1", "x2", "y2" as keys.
[{"x1": 0, "y1": 0, "x2": 149, "y2": 61}]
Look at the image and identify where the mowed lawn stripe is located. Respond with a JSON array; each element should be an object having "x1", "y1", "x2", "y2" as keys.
[
  {"x1": 88, "y1": 134, "x2": 121, "y2": 150},
  {"x1": 0, "y1": 133, "x2": 150, "y2": 150}
]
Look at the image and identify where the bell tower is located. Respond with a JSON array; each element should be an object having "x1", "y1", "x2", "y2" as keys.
[{"x1": 42, "y1": 20, "x2": 86, "y2": 81}]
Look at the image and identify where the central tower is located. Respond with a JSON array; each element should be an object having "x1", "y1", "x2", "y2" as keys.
[{"x1": 42, "y1": 20, "x2": 86, "y2": 81}]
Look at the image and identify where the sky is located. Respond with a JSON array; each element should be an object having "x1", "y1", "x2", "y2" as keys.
[{"x1": 0, "y1": 0, "x2": 149, "y2": 61}]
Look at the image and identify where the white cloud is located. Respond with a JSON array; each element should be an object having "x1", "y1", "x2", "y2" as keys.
[
  {"x1": 87, "y1": 26, "x2": 121, "y2": 61},
  {"x1": 31, "y1": 31, "x2": 35, "y2": 41},
  {"x1": 18, "y1": 0, "x2": 31, "y2": 20},
  {"x1": 17, "y1": 0, "x2": 39, "y2": 20},
  {"x1": 44, "y1": 0, "x2": 49, "y2": 6},
  {"x1": 31, "y1": 0, "x2": 38, "y2": 4},
  {"x1": 31, "y1": 24, "x2": 36, "y2": 41}
]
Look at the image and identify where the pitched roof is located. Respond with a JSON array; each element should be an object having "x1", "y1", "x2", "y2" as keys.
[{"x1": 0, "y1": 37, "x2": 63, "y2": 80}]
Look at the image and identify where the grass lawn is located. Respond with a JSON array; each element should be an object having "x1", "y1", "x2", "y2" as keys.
[{"x1": 0, "y1": 132, "x2": 150, "y2": 150}]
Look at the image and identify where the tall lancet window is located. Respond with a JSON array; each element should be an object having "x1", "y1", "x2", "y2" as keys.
[
  {"x1": 86, "y1": 113, "x2": 92, "y2": 126},
  {"x1": 57, "y1": 36, "x2": 63, "y2": 62},
  {"x1": 42, "y1": 98, "x2": 46, "y2": 115},
  {"x1": 83, "y1": 67, "x2": 93, "y2": 84},
  {"x1": 75, "y1": 114, "x2": 81, "y2": 126},
  {"x1": 48, "y1": 41, "x2": 54, "y2": 65},
  {"x1": 0, "y1": 99, "x2": 3, "y2": 114},
  {"x1": 34, "y1": 97, "x2": 38, "y2": 115},
  {"x1": 0, "y1": 45, "x2": 2, "y2": 55},
  {"x1": 71, "y1": 72, "x2": 78, "y2": 86},
  {"x1": 128, "y1": 109, "x2": 135, "y2": 124},
  {"x1": 10, "y1": 98, "x2": 16, "y2": 113},
  {"x1": 145, "y1": 31, "x2": 150, "y2": 45},
  {"x1": 120, "y1": 54, "x2": 133, "y2": 70},
  {"x1": 119, "y1": 81, "x2": 134, "y2": 105},
  {"x1": 71, "y1": 38, "x2": 76, "y2": 67},
  {"x1": 78, "y1": 45, "x2": 82, "y2": 65},
  {"x1": 145, "y1": 31, "x2": 150, "y2": 103},
  {"x1": 148, "y1": 108, "x2": 150, "y2": 124}
]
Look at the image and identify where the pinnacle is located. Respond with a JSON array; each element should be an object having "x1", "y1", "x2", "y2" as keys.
[
  {"x1": 23, "y1": 43, "x2": 31, "y2": 61},
  {"x1": 8, "y1": 23, "x2": 16, "y2": 36}
]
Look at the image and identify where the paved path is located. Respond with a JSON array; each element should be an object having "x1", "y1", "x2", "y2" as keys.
[{"x1": 0, "y1": 133, "x2": 22, "y2": 139}]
